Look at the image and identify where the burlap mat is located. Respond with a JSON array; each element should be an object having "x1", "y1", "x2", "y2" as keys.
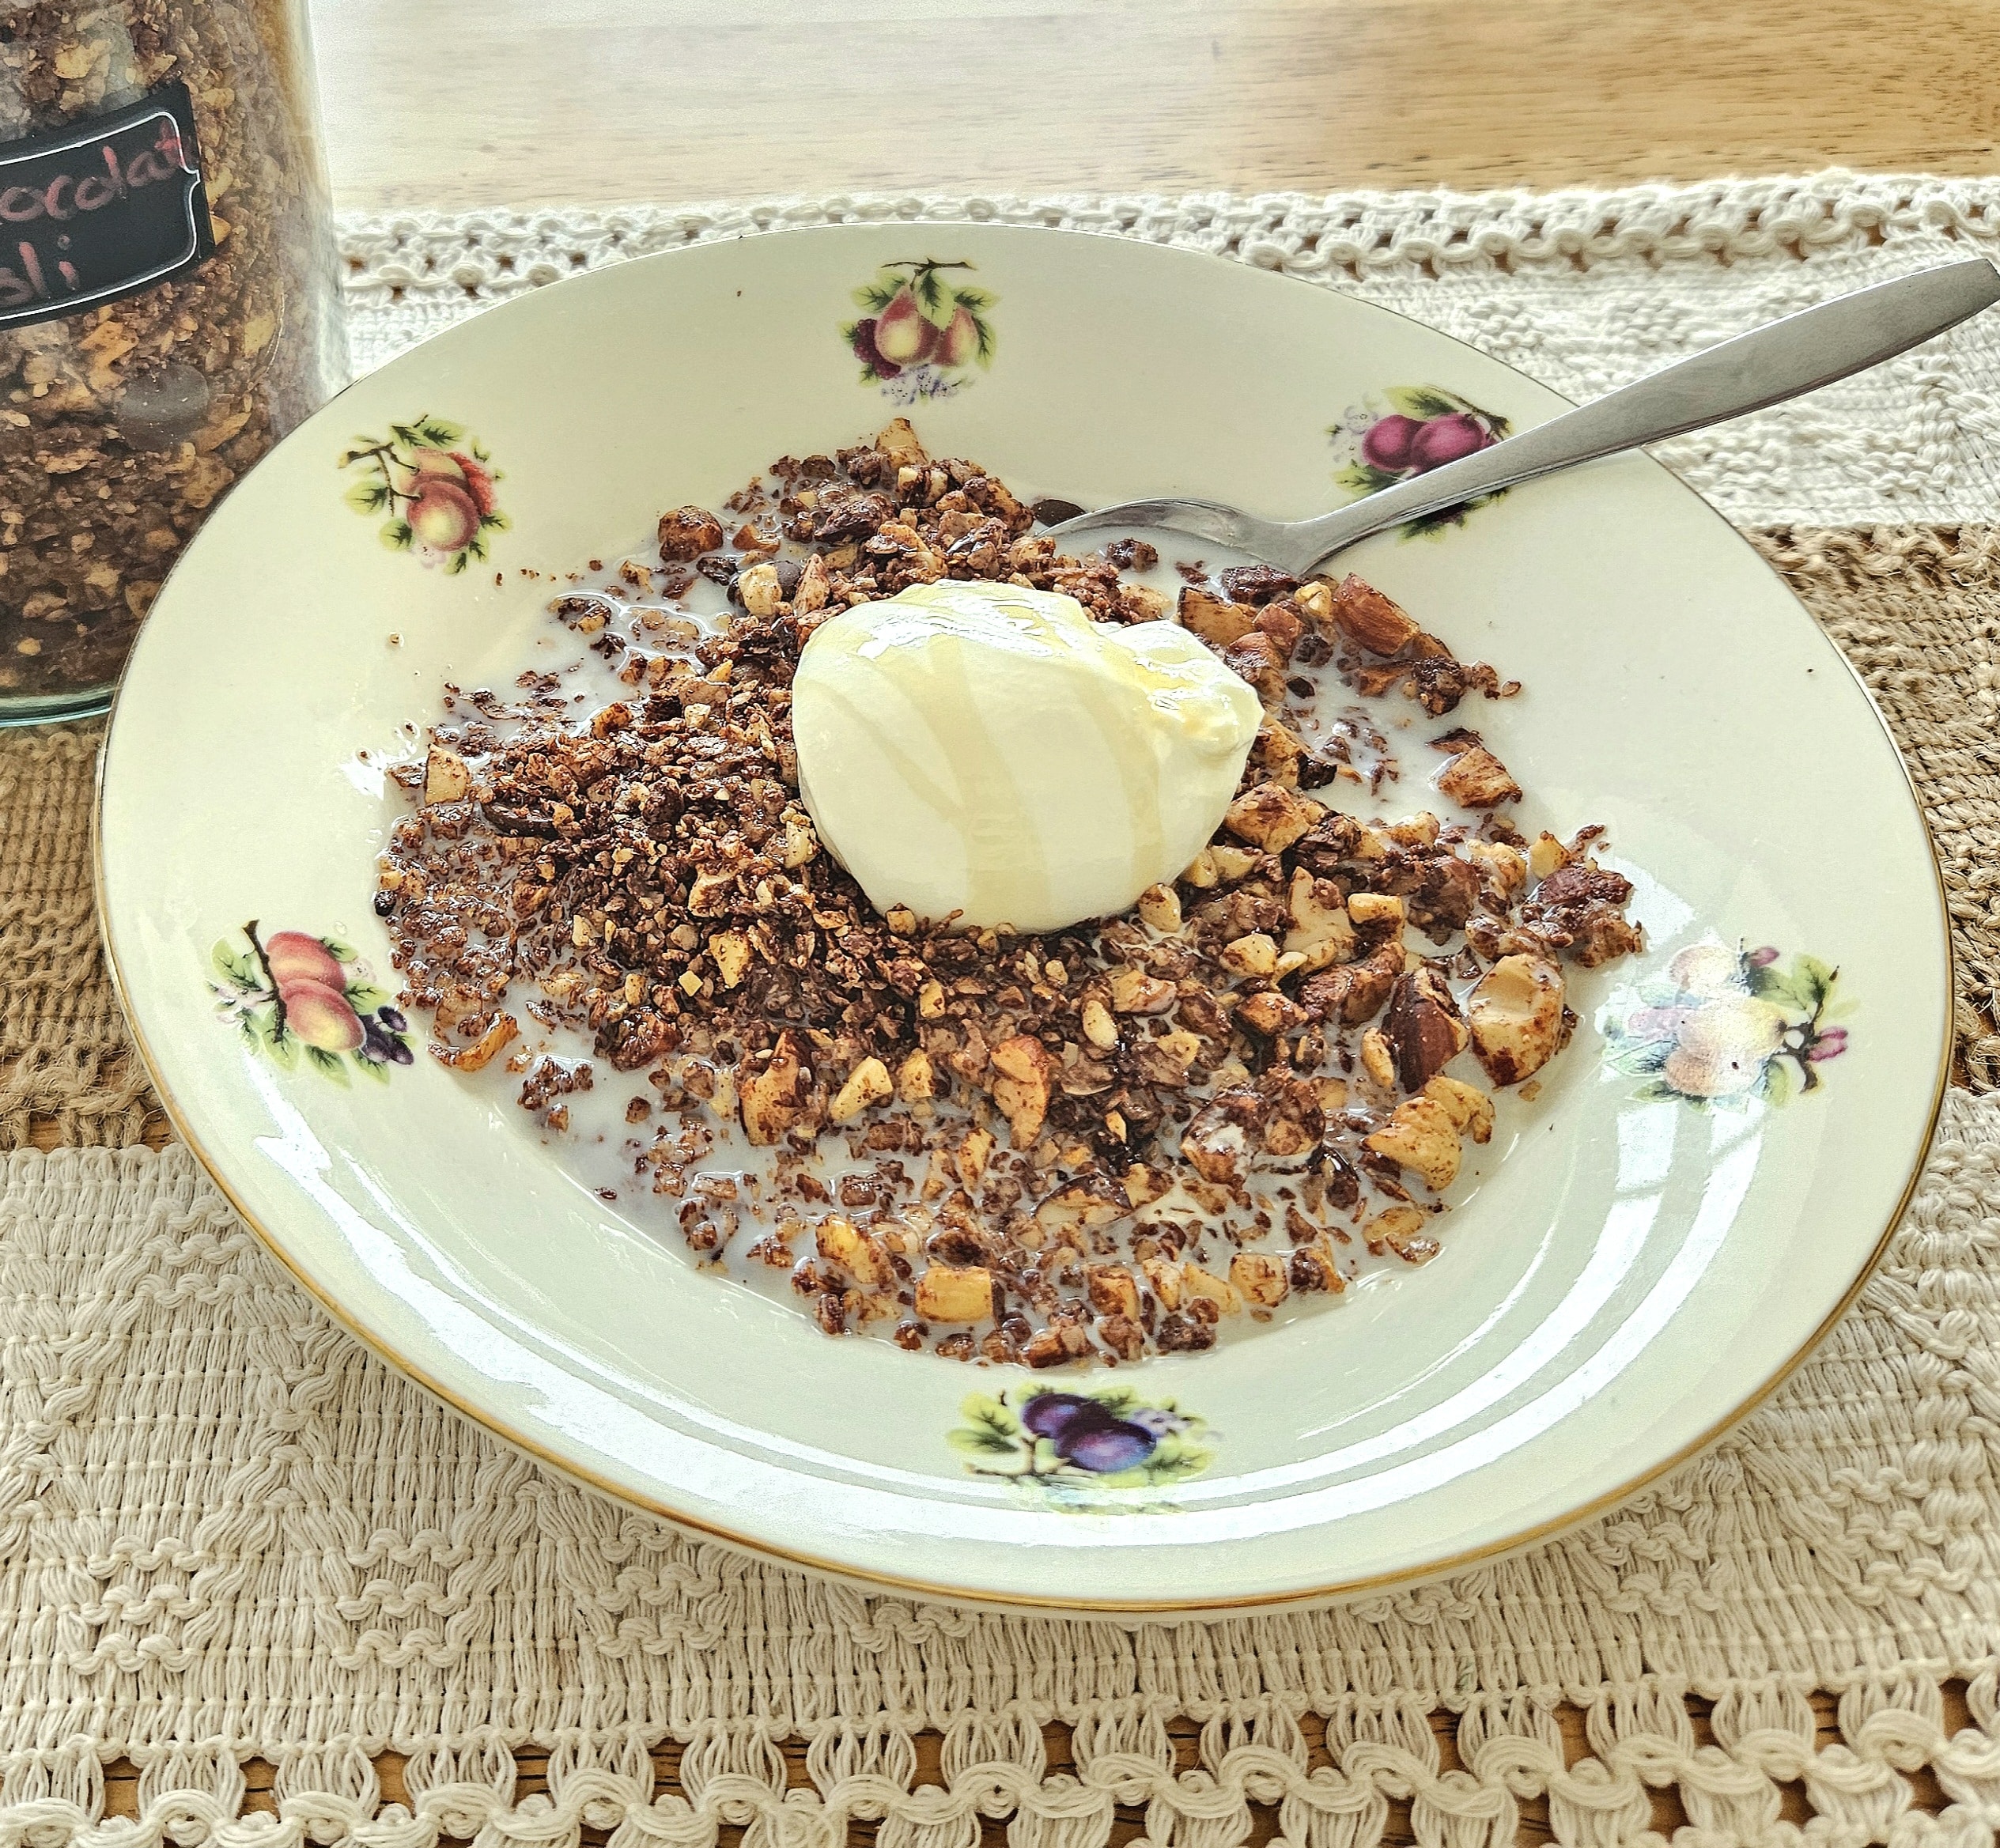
[{"x1": 8, "y1": 523, "x2": 1991, "y2": 1147}]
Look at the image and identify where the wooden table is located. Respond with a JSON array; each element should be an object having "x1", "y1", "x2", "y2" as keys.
[{"x1": 308, "y1": 0, "x2": 2000, "y2": 212}]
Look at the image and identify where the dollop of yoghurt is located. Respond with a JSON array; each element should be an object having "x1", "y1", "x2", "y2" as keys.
[{"x1": 791, "y1": 580, "x2": 1261, "y2": 933}]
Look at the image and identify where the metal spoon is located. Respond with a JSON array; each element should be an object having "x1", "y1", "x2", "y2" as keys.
[{"x1": 1045, "y1": 257, "x2": 2000, "y2": 575}]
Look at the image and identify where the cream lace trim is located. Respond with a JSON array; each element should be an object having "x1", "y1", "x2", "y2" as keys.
[{"x1": 336, "y1": 171, "x2": 2000, "y2": 526}]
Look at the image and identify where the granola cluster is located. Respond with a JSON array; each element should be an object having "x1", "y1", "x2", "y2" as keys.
[
  {"x1": 0, "y1": 0, "x2": 346, "y2": 699},
  {"x1": 378, "y1": 421, "x2": 1642, "y2": 1367}
]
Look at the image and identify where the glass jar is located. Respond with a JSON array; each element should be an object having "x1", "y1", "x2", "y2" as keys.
[{"x1": 0, "y1": 0, "x2": 349, "y2": 722}]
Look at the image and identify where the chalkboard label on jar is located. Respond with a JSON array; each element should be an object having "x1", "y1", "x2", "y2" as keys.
[{"x1": 0, "y1": 80, "x2": 215, "y2": 331}]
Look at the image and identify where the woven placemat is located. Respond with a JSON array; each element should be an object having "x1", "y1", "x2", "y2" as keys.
[
  {"x1": 0, "y1": 1096, "x2": 1994, "y2": 1845},
  {"x1": 6, "y1": 177, "x2": 2000, "y2": 1847}
]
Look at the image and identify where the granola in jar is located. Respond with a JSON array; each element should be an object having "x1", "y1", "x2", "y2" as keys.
[{"x1": 0, "y1": 0, "x2": 347, "y2": 716}]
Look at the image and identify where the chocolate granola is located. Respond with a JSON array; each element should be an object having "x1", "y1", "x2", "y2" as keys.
[
  {"x1": 377, "y1": 420, "x2": 1642, "y2": 1367},
  {"x1": 0, "y1": 0, "x2": 346, "y2": 701}
]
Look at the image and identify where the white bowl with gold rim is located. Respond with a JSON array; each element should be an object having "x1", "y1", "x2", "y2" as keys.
[{"x1": 96, "y1": 224, "x2": 1949, "y2": 1614}]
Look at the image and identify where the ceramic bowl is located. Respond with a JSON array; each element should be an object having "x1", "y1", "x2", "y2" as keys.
[{"x1": 96, "y1": 225, "x2": 1949, "y2": 1614}]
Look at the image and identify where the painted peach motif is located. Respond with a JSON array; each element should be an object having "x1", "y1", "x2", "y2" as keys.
[
  {"x1": 338, "y1": 417, "x2": 509, "y2": 573},
  {"x1": 209, "y1": 921, "x2": 414, "y2": 1083}
]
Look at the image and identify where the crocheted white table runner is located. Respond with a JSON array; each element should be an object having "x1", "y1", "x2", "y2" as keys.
[{"x1": 12, "y1": 172, "x2": 2000, "y2": 1848}]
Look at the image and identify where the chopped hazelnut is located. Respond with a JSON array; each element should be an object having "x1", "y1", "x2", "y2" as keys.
[
  {"x1": 991, "y1": 1034, "x2": 1053, "y2": 1146},
  {"x1": 1468, "y1": 840, "x2": 1528, "y2": 898},
  {"x1": 1529, "y1": 832, "x2": 1572, "y2": 880},
  {"x1": 915, "y1": 1264, "x2": 994, "y2": 1324},
  {"x1": 1107, "y1": 966, "x2": 1176, "y2": 1013},
  {"x1": 1181, "y1": 1263, "x2": 1238, "y2": 1314},
  {"x1": 896, "y1": 1049, "x2": 935, "y2": 1102},
  {"x1": 1155, "y1": 1030, "x2": 1203, "y2": 1069},
  {"x1": 778, "y1": 811, "x2": 819, "y2": 867},
  {"x1": 1367, "y1": 1204, "x2": 1442, "y2": 1264},
  {"x1": 1181, "y1": 1093, "x2": 1256, "y2": 1185},
  {"x1": 1178, "y1": 584, "x2": 1257, "y2": 648},
  {"x1": 1346, "y1": 892, "x2": 1406, "y2": 928},
  {"x1": 1284, "y1": 868, "x2": 1356, "y2": 972},
  {"x1": 1359, "y1": 1027, "x2": 1397, "y2": 1090},
  {"x1": 1136, "y1": 882, "x2": 1183, "y2": 933},
  {"x1": 735, "y1": 561, "x2": 784, "y2": 618},
  {"x1": 1237, "y1": 991, "x2": 1307, "y2": 1038},
  {"x1": 1080, "y1": 996, "x2": 1121, "y2": 1049},
  {"x1": 1224, "y1": 782, "x2": 1325, "y2": 852},
  {"x1": 1123, "y1": 1166, "x2": 1170, "y2": 1207},
  {"x1": 1087, "y1": 1264, "x2": 1142, "y2": 1319},
  {"x1": 1331, "y1": 576, "x2": 1421, "y2": 655},
  {"x1": 424, "y1": 746, "x2": 471, "y2": 804},
  {"x1": 1364, "y1": 1094, "x2": 1462, "y2": 1191},
  {"x1": 1181, "y1": 848, "x2": 1221, "y2": 889},
  {"x1": 1465, "y1": 954, "x2": 1567, "y2": 1086},
  {"x1": 1292, "y1": 578, "x2": 1335, "y2": 625},
  {"x1": 1380, "y1": 969, "x2": 1466, "y2": 1090},
  {"x1": 1230, "y1": 1251, "x2": 1289, "y2": 1307},
  {"x1": 792, "y1": 553, "x2": 832, "y2": 616},
  {"x1": 955, "y1": 1127, "x2": 995, "y2": 1188},
  {"x1": 830, "y1": 1056, "x2": 894, "y2": 1124},
  {"x1": 709, "y1": 931, "x2": 753, "y2": 989},
  {"x1": 1289, "y1": 1241, "x2": 1347, "y2": 1293},
  {"x1": 740, "y1": 1033, "x2": 813, "y2": 1144},
  {"x1": 1220, "y1": 933, "x2": 1279, "y2": 977},
  {"x1": 1431, "y1": 730, "x2": 1522, "y2": 808},
  {"x1": 817, "y1": 1215, "x2": 894, "y2": 1289},
  {"x1": 1423, "y1": 1073, "x2": 1495, "y2": 1143},
  {"x1": 1034, "y1": 1175, "x2": 1131, "y2": 1238},
  {"x1": 876, "y1": 418, "x2": 927, "y2": 459}
]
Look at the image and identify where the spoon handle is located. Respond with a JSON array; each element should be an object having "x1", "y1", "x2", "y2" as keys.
[{"x1": 1282, "y1": 256, "x2": 2000, "y2": 573}]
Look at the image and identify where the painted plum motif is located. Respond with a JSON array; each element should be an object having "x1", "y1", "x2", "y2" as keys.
[
  {"x1": 210, "y1": 922, "x2": 414, "y2": 1083},
  {"x1": 842, "y1": 258, "x2": 996, "y2": 405},
  {"x1": 1603, "y1": 941, "x2": 1851, "y2": 1108},
  {"x1": 339, "y1": 416, "x2": 508, "y2": 573},
  {"x1": 950, "y1": 1385, "x2": 1213, "y2": 1507},
  {"x1": 1329, "y1": 386, "x2": 1511, "y2": 535}
]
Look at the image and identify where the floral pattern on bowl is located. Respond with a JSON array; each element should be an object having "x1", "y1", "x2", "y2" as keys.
[
  {"x1": 338, "y1": 417, "x2": 508, "y2": 573},
  {"x1": 1602, "y1": 942, "x2": 1851, "y2": 1108},
  {"x1": 210, "y1": 923, "x2": 414, "y2": 1083},
  {"x1": 842, "y1": 259, "x2": 995, "y2": 406},
  {"x1": 1329, "y1": 387, "x2": 1510, "y2": 535},
  {"x1": 949, "y1": 1385, "x2": 1213, "y2": 1510}
]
